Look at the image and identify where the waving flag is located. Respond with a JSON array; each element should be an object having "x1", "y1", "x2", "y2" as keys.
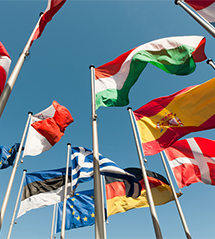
[
  {"x1": 0, "y1": 42, "x2": 11, "y2": 94},
  {"x1": 31, "y1": 0, "x2": 66, "y2": 45},
  {"x1": 71, "y1": 147, "x2": 141, "y2": 198},
  {"x1": 184, "y1": 0, "x2": 215, "y2": 27},
  {"x1": 56, "y1": 189, "x2": 98, "y2": 232},
  {"x1": 95, "y1": 36, "x2": 206, "y2": 109},
  {"x1": 17, "y1": 167, "x2": 73, "y2": 218},
  {"x1": 105, "y1": 168, "x2": 181, "y2": 217},
  {"x1": 133, "y1": 77, "x2": 215, "y2": 156},
  {"x1": 164, "y1": 137, "x2": 215, "y2": 188},
  {"x1": 0, "y1": 143, "x2": 23, "y2": 170},
  {"x1": 23, "y1": 100, "x2": 73, "y2": 157}
]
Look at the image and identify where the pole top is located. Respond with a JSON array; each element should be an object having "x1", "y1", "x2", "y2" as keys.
[
  {"x1": 206, "y1": 59, "x2": 213, "y2": 64},
  {"x1": 127, "y1": 107, "x2": 132, "y2": 111},
  {"x1": 28, "y1": 111, "x2": 33, "y2": 115},
  {"x1": 39, "y1": 12, "x2": 44, "y2": 16},
  {"x1": 23, "y1": 169, "x2": 27, "y2": 172},
  {"x1": 67, "y1": 143, "x2": 71, "y2": 146},
  {"x1": 174, "y1": 0, "x2": 179, "y2": 5},
  {"x1": 89, "y1": 65, "x2": 95, "y2": 69}
]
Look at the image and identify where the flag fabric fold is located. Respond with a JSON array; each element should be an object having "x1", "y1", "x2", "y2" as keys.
[
  {"x1": 17, "y1": 167, "x2": 73, "y2": 218},
  {"x1": 31, "y1": 0, "x2": 67, "y2": 45},
  {"x1": 0, "y1": 143, "x2": 23, "y2": 169},
  {"x1": 164, "y1": 137, "x2": 215, "y2": 188},
  {"x1": 184, "y1": 0, "x2": 215, "y2": 27},
  {"x1": 95, "y1": 36, "x2": 206, "y2": 109},
  {"x1": 0, "y1": 42, "x2": 11, "y2": 94},
  {"x1": 105, "y1": 167, "x2": 181, "y2": 217},
  {"x1": 23, "y1": 100, "x2": 73, "y2": 157},
  {"x1": 133, "y1": 77, "x2": 215, "y2": 156},
  {"x1": 71, "y1": 147, "x2": 141, "y2": 198},
  {"x1": 56, "y1": 189, "x2": 99, "y2": 232}
]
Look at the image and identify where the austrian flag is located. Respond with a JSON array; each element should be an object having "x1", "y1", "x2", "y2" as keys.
[{"x1": 23, "y1": 101, "x2": 73, "y2": 157}]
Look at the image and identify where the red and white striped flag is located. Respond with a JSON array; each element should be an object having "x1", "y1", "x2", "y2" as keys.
[
  {"x1": 0, "y1": 42, "x2": 11, "y2": 94},
  {"x1": 164, "y1": 137, "x2": 215, "y2": 188},
  {"x1": 23, "y1": 100, "x2": 73, "y2": 157},
  {"x1": 31, "y1": 0, "x2": 66, "y2": 45},
  {"x1": 184, "y1": 0, "x2": 215, "y2": 27}
]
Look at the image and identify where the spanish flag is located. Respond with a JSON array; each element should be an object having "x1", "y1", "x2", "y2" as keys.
[
  {"x1": 105, "y1": 168, "x2": 181, "y2": 217},
  {"x1": 133, "y1": 77, "x2": 215, "y2": 156}
]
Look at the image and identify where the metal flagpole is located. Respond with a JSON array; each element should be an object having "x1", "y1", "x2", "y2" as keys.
[
  {"x1": 7, "y1": 169, "x2": 27, "y2": 239},
  {"x1": 50, "y1": 204, "x2": 56, "y2": 239},
  {"x1": 0, "y1": 14, "x2": 42, "y2": 118},
  {"x1": 0, "y1": 112, "x2": 32, "y2": 231},
  {"x1": 89, "y1": 65, "x2": 107, "y2": 239},
  {"x1": 127, "y1": 107, "x2": 163, "y2": 239},
  {"x1": 159, "y1": 152, "x2": 192, "y2": 239},
  {"x1": 175, "y1": 0, "x2": 215, "y2": 38},
  {"x1": 206, "y1": 59, "x2": 215, "y2": 70},
  {"x1": 60, "y1": 143, "x2": 71, "y2": 239}
]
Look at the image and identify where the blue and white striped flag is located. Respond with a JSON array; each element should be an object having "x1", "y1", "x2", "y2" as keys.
[{"x1": 71, "y1": 147, "x2": 141, "y2": 198}]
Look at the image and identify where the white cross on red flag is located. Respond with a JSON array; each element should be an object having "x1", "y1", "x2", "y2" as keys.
[{"x1": 164, "y1": 137, "x2": 215, "y2": 188}]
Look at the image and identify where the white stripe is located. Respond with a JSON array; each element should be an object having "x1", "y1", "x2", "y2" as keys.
[
  {"x1": 17, "y1": 182, "x2": 73, "y2": 218},
  {"x1": 0, "y1": 55, "x2": 11, "y2": 77},
  {"x1": 198, "y1": 3, "x2": 215, "y2": 23},
  {"x1": 95, "y1": 36, "x2": 204, "y2": 94},
  {"x1": 168, "y1": 157, "x2": 198, "y2": 168}
]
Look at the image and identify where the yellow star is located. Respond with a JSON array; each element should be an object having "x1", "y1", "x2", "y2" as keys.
[
  {"x1": 70, "y1": 205, "x2": 74, "y2": 209},
  {"x1": 91, "y1": 213, "x2": 95, "y2": 218},
  {"x1": 91, "y1": 196, "x2": 94, "y2": 199},
  {"x1": 72, "y1": 211, "x2": 75, "y2": 215},
  {"x1": 76, "y1": 216, "x2": 80, "y2": 220},
  {"x1": 76, "y1": 193, "x2": 79, "y2": 196},
  {"x1": 83, "y1": 216, "x2": 88, "y2": 221},
  {"x1": 72, "y1": 198, "x2": 75, "y2": 201}
]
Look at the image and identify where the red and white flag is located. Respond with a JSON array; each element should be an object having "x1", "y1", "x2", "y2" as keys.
[
  {"x1": 23, "y1": 100, "x2": 73, "y2": 157},
  {"x1": 164, "y1": 137, "x2": 215, "y2": 188},
  {"x1": 31, "y1": 0, "x2": 66, "y2": 45},
  {"x1": 0, "y1": 42, "x2": 11, "y2": 94}
]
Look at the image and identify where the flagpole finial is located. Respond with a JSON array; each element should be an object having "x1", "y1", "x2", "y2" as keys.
[
  {"x1": 89, "y1": 65, "x2": 95, "y2": 69},
  {"x1": 23, "y1": 169, "x2": 27, "y2": 172},
  {"x1": 39, "y1": 12, "x2": 44, "y2": 16},
  {"x1": 28, "y1": 111, "x2": 33, "y2": 115},
  {"x1": 127, "y1": 107, "x2": 132, "y2": 111},
  {"x1": 67, "y1": 143, "x2": 71, "y2": 146},
  {"x1": 206, "y1": 59, "x2": 213, "y2": 64},
  {"x1": 174, "y1": 0, "x2": 179, "y2": 5}
]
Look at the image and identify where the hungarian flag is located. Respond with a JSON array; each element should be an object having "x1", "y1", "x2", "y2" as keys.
[
  {"x1": 0, "y1": 42, "x2": 11, "y2": 94},
  {"x1": 95, "y1": 36, "x2": 206, "y2": 109},
  {"x1": 31, "y1": 0, "x2": 66, "y2": 45},
  {"x1": 164, "y1": 137, "x2": 215, "y2": 188},
  {"x1": 133, "y1": 77, "x2": 215, "y2": 156},
  {"x1": 105, "y1": 168, "x2": 181, "y2": 217},
  {"x1": 184, "y1": 0, "x2": 215, "y2": 27},
  {"x1": 23, "y1": 100, "x2": 73, "y2": 157}
]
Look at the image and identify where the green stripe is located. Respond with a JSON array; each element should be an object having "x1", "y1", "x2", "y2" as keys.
[{"x1": 96, "y1": 45, "x2": 196, "y2": 109}]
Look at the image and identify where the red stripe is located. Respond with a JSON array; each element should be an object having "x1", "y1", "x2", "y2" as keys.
[
  {"x1": 95, "y1": 47, "x2": 136, "y2": 80},
  {"x1": 0, "y1": 42, "x2": 10, "y2": 59},
  {"x1": 185, "y1": 0, "x2": 215, "y2": 10},
  {"x1": 134, "y1": 85, "x2": 195, "y2": 120},
  {"x1": 0, "y1": 66, "x2": 6, "y2": 94},
  {"x1": 191, "y1": 37, "x2": 207, "y2": 63}
]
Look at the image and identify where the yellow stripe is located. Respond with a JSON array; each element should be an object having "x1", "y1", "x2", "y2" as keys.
[
  {"x1": 107, "y1": 185, "x2": 181, "y2": 217},
  {"x1": 137, "y1": 77, "x2": 215, "y2": 143}
]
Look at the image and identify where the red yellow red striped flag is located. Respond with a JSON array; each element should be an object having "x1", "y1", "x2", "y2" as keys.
[{"x1": 133, "y1": 77, "x2": 215, "y2": 156}]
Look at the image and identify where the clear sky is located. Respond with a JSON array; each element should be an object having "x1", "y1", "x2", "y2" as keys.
[{"x1": 1, "y1": 0, "x2": 215, "y2": 239}]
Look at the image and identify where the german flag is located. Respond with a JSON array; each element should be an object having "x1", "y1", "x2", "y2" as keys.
[
  {"x1": 133, "y1": 77, "x2": 215, "y2": 156},
  {"x1": 105, "y1": 168, "x2": 182, "y2": 217}
]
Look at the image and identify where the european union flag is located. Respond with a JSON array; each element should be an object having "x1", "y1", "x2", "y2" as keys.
[
  {"x1": 0, "y1": 143, "x2": 22, "y2": 170},
  {"x1": 56, "y1": 189, "x2": 102, "y2": 232}
]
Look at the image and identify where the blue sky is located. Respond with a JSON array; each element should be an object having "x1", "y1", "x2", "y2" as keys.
[{"x1": 1, "y1": 0, "x2": 215, "y2": 238}]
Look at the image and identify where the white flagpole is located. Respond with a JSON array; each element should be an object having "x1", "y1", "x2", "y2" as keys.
[
  {"x1": 60, "y1": 143, "x2": 71, "y2": 239},
  {"x1": 0, "y1": 112, "x2": 32, "y2": 231},
  {"x1": 159, "y1": 152, "x2": 192, "y2": 239},
  {"x1": 175, "y1": 0, "x2": 215, "y2": 38},
  {"x1": 0, "y1": 14, "x2": 42, "y2": 118},
  {"x1": 6, "y1": 169, "x2": 27, "y2": 239},
  {"x1": 127, "y1": 107, "x2": 163, "y2": 239},
  {"x1": 206, "y1": 59, "x2": 215, "y2": 70},
  {"x1": 50, "y1": 204, "x2": 56, "y2": 239},
  {"x1": 89, "y1": 65, "x2": 107, "y2": 239}
]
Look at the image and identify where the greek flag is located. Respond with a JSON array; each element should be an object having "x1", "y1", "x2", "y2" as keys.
[{"x1": 71, "y1": 147, "x2": 141, "y2": 198}]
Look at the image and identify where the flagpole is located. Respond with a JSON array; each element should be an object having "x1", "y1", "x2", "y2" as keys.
[
  {"x1": 0, "y1": 14, "x2": 42, "y2": 118},
  {"x1": 159, "y1": 152, "x2": 192, "y2": 239},
  {"x1": 6, "y1": 169, "x2": 27, "y2": 239},
  {"x1": 60, "y1": 143, "x2": 71, "y2": 239},
  {"x1": 0, "y1": 112, "x2": 32, "y2": 231},
  {"x1": 206, "y1": 59, "x2": 215, "y2": 70},
  {"x1": 50, "y1": 204, "x2": 56, "y2": 239},
  {"x1": 89, "y1": 65, "x2": 107, "y2": 239},
  {"x1": 127, "y1": 107, "x2": 163, "y2": 239},
  {"x1": 175, "y1": 0, "x2": 215, "y2": 38}
]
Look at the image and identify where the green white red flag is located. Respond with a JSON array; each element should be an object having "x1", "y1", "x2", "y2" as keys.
[{"x1": 95, "y1": 36, "x2": 206, "y2": 109}]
